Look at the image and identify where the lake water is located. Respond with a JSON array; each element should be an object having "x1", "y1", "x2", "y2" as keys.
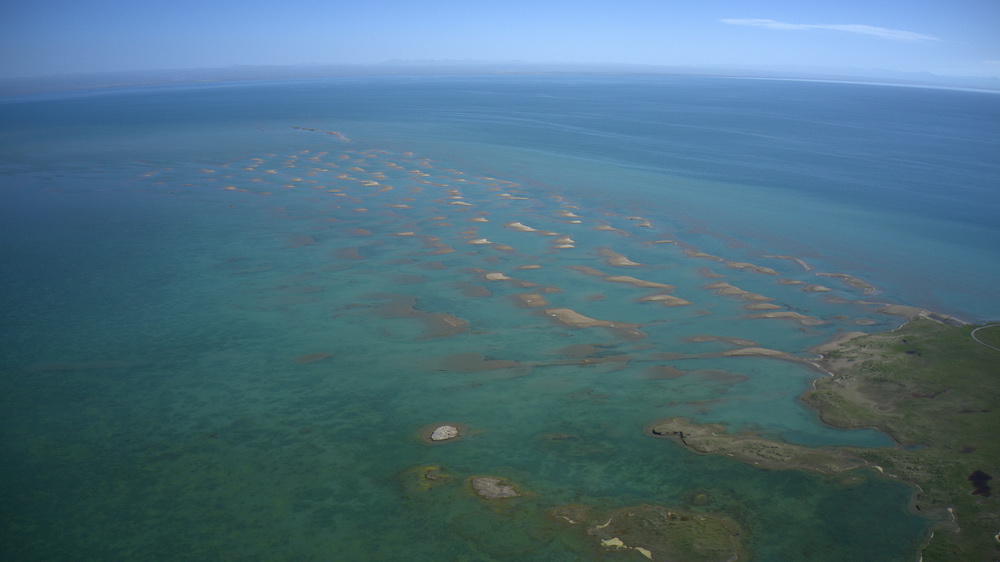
[{"x1": 2, "y1": 76, "x2": 997, "y2": 560}]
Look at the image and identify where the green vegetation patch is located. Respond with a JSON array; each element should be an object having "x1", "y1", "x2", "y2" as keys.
[
  {"x1": 646, "y1": 320, "x2": 999, "y2": 560},
  {"x1": 646, "y1": 417, "x2": 866, "y2": 473},
  {"x1": 802, "y1": 319, "x2": 1000, "y2": 561},
  {"x1": 551, "y1": 503, "x2": 746, "y2": 561}
]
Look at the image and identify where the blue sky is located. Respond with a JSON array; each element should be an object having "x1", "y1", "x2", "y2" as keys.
[{"x1": 2, "y1": 0, "x2": 998, "y2": 78}]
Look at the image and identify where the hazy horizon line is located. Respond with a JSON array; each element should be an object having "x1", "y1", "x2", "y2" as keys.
[{"x1": 2, "y1": 60, "x2": 998, "y2": 96}]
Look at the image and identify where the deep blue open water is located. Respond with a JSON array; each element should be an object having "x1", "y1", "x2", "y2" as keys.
[{"x1": 1, "y1": 76, "x2": 997, "y2": 560}]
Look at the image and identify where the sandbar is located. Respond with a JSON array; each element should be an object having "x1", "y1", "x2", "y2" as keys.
[
  {"x1": 721, "y1": 347, "x2": 790, "y2": 358},
  {"x1": 748, "y1": 311, "x2": 825, "y2": 325},
  {"x1": 646, "y1": 417, "x2": 866, "y2": 473},
  {"x1": 637, "y1": 294, "x2": 691, "y2": 306},
  {"x1": 544, "y1": 308, "x2": 616, "y2": 327},
  {"x1": 543, "y1": 308, "x2": 646, "y2": 339},
  {"x1": 606, "y1": 276, "x2": 674, "y2": 289},
  {"x1": 705, "y1": 282, "x2": 772, "y2": 301},
  {"x1": 504, "y1": 221, "x2": 538, "y2": 232},
  {"x1": 685, "y1": 249, "x2": 725, "y2": 261},
  {"x1": 511, "y1": 293, "x2": 549, "y2": 308},
  {"x1": 818, "y1": 272, "x2": 876, "y2": 294},
  {"x1": 726, "y1": 261, "x2": 779, "y2": 275},
  {"x1": 600, "y1": 248, "x2": 641, "y2": 266},
  {"x1": 743, "y1": 302, "x2": 782, "y2": 310},
  {"x1": 686, "y1": 335, "x2": 758, "y2": 346}
]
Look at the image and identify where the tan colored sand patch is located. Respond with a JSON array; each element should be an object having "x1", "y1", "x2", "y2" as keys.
[
  {"x1": 542, "y1": 309, "x2": 646, "y2": 339},
  {"x1": 721, "y1": 347, "x2": 790, "y2": 358},
  {"x1": 545, "y1": 308, "x2": 616, "y2": 327},
  {"x1": 505, "y1": 222, "x2": 537, "y2": 232},
  {"x1": 607, "y1": 276, "x2": 674, "y2": 289},
  {"x1": 686, "y1": 335, "x2": 758, "y2": 346},
  {"x1": 638, "y1": 294, "x2": 692, "y2": 306},
  {"x1": 512, "y1": 293, "x2": 549, "y2": 308},
  {"x1": 748, "y1": 311, "x2": 825, "y2": 325},
  {"x1": 803, "y1": 284, "x2": 832, "y2": 292},
  {"x1": 744, "y1": 303, "x2": 782, "y2": 310},
  {"x1": 818, "y1": 272, "x2": 877, "y2": 294},
  {"x1": 726, "y1": 261, "x2": 779, "y2": 275},
  {"x1": 685, "y1": 249, "x2": 725, "y2": 261},
  {"x1": 424, "y1": 313, "x2": 469, "y2": 338},
  {"x1": 594, "y1": 225, "x2": 629, "y2": 235},
  {"x1": 516, "y1": 265, "x2": 542, "y2": 270},
  {"x1": 765, "y1": 254, "x2": 811, "y2": 270},
  {"x1": 600, "y1": 248, "x2": 641, "y2": 266},
  {"x1": 810, "y1": 331, "x2": 869, "y2": 355},
  {"x1": 705, "y1": 282, "x2": 772, "y2": 302}
]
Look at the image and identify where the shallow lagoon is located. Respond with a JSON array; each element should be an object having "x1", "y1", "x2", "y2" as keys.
[{"x1": 3, "y1": 76, "x2": 998, "y2": 560}]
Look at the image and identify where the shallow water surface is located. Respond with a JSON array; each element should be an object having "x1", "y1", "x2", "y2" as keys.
[{"x1": 3, "y1": 76, "x2": 997, "y2": 560}]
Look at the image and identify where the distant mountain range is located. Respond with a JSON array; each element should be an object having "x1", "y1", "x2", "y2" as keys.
[{"x1": 2, "y1": 61, "x2": 997, "y2": 95}]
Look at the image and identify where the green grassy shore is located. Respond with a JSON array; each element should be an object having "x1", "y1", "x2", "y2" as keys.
[
  {"x1": 650, "y1": 319, "x2": 1000, "y2": 561},
  {"x1": 806, "y1": 319, "x2": 999, "y2": 560}
]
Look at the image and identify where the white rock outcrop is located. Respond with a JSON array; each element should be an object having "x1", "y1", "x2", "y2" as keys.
[{"x1": 429, "y1": 425, "x2": 459, "y2": 441}]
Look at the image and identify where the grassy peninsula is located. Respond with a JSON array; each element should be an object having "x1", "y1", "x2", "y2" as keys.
[
  {"x1": 806, "y1": 319, "x2": 999, "y2": 560},
  {"x1": 650, "y1": 319, "x2": 1000, "y2": 561}
]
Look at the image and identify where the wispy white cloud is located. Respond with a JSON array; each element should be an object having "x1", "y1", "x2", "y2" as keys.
[{"x1": 721, "y1": 18, "x2": 941, "y2": 42}]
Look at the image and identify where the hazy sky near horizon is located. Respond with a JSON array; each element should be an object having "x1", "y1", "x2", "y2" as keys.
[{"x1": 2, "y1": 0, "x2": 998, "y2": 79}]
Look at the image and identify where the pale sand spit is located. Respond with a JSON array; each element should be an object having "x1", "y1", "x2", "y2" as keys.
[
  {"x1": 638, "y1": 294, "x2": 692, "y2": 306},
  {"x1": 601, "y1": 248, "x2": 641, "y2": 266},
  {"x1": 726, "y1": 261, "x2": 779, "y2": 275},
  {"x1": 748, "y1": 311, "x2": 825, "y2": 325}
]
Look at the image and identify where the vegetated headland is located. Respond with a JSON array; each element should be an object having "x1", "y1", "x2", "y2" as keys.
[{"x1": 648, "y1": 318, "x2": 1000, "y2": 561}]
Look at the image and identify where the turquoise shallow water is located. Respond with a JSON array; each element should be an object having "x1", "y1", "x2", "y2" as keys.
[{"x1": 2, "y1": 76, "x2": 997, "y2": 560}]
